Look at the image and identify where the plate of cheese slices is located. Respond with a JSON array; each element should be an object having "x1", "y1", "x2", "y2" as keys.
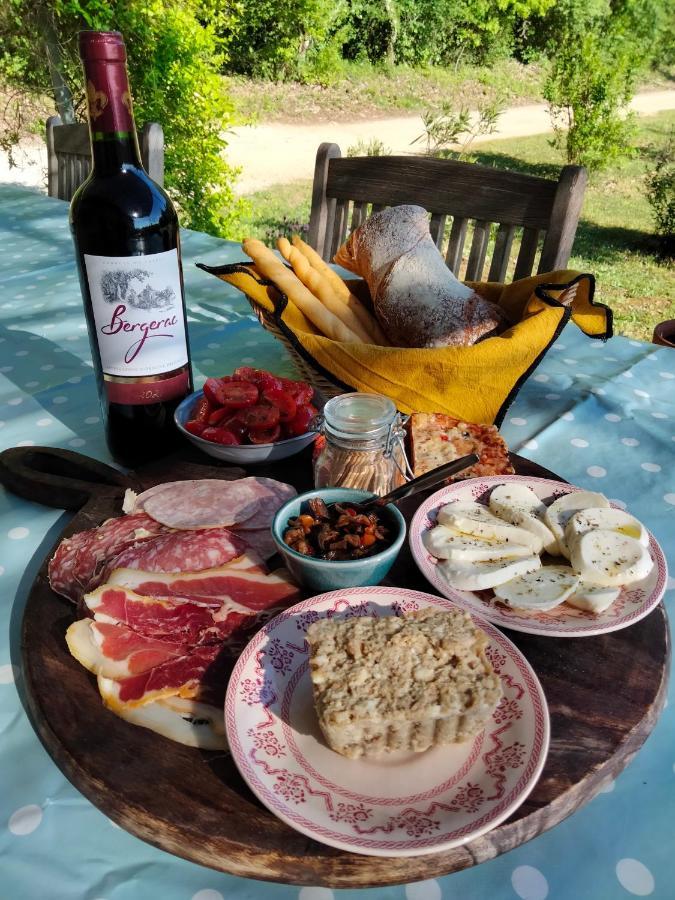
[{"x1": 409, "y1": 475, "x2": 668, "y2": 637}]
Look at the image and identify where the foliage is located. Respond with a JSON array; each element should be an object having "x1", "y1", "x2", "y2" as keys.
[
  {"x1": 346, "y1": 137, "x2": 392, "y2": 156},
  {"x1": 0, "y1": 0, "x2": 242, "y2": 236},
  {"x1": 542, "y1": 0, "x2": 666, "y2": 170},
  {"x1": 412, "y1": 98, "x2": 504, "y2": 159},
  {"x1": 645, "y1": 128, "x2": 675, "y2": 257}
]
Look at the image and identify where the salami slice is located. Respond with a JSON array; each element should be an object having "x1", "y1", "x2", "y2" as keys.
[
  {"x1": 239, "y1": 528, "x2": 280, "y2": 562},
  {"x1": 233, "y1": 477, "x2": 297, "y2": 531},
  {"x1": 142, "y1": 479, "x2": 261, "y2": 530},
  {"x1": 104, "y1": 528, "x2": 246, "y2": 577},
  {"x1": 48, "y1": 512, "x2": 172, "y2": 603}
]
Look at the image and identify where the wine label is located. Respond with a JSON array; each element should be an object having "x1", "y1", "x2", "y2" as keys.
[{"x1": 84, "y1": 249, "x2": 189, "y2": 378}]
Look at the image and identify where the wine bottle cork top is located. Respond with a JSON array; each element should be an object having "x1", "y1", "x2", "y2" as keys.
[{"x1": 78, "y1": 31, "x2": 126, "y2": 63}]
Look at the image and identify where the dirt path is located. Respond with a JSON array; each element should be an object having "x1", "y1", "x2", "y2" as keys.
[{"x1": 3, "y1": 90, "x2": 674, "y2": 195}]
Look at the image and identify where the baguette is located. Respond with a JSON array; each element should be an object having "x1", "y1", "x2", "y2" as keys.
[
  {"x1": 291, "y1": 234, "x2": 391, "y2": 346},
  {"x1": 277, "y1": 238, "x2": 375, "y2": 343},
  {"x1": 242, "y1": 238, "x2": 363, "y2": 344}
]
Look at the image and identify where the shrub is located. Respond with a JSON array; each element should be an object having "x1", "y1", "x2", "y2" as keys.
[
  {"x1": 412, "y1": 97, "x2": 504, "y2": 159},
  {"x1": 346, "y1": 137, "x2": 392, "y2": 156},
  {"x1": 0, "y1": 0, "x2": 242, "y2": 236},
  {"x1": 645, "y1": 128, "x2": 675, "y2": 258}
]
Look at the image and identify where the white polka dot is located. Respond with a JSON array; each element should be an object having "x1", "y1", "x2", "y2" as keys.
[
  {"x1": 587, "y1": 466, "x2": 607, "y2": 478},
  {"x1": 0, "y1": 663, "x2": 18, "y2": 684},
  {"x1": 241, "y1": 357, "x2": 255, "y2": 363},
  {"x1": 8, "y1": 527, "x2": 29, "y2": 540},
  {"x1": 8, "y1": 805, "x2": 43, "y2": 835},
  {"x1": 36, "y1": 418, "x2": 53, "y2": 427},
  {"x1": 570, "y1": 437, "x2": 589, "y2": 447},
  {"x1": 15, "y1": 350, "x2": 28, "y2": 357},
  {"x1": 7, "y1": 397, "x2": 23, "y2": 406},
  {"x1": 52, "y1": 396, "x2": 68, "y2": 404},
  {"x1": 69, "y1": 438, "x2": 86, "y2": 448},
  {"x1": 533, "y1": 373, "x2": 549, "y2": 382},
  {"x1": 610, "y1": 498, "x2": 627, "y2": 509},
  {"x1": 28, "y1": 335, "x2": 40, "y2": 341},
  {"x1": 405, "y1": 880, "x2": 442, "y2": 900},
  {"x1": 16, "y1": 441, "x2": 35, "y2": 447},
  {"x1": 68, "y1": 377, "x2": 82, "y2": 384},
  {"x1": 604, "y1": 356, "x2": 618, "y2": 362},
  {"x1": 511, "y1": 865, "x2": 549, "y2": 900},
  {"x1": 592, "y1": 387, "x2": 606, "y2": 396},
  {"x1": 561, "y1": 411, "x2": 574, "y2": 421},
  {"x1": 0, "y1": 565, "x2": 4, "y2": 574},
  {"x1": 25, "y1": 381, "x2": 39, "y2": 388},
  {"x1": 510, "y1": 417, "x2": 528, "y2": 426},
  {"x1": 641, "y1": 462, "x2": 661, "y2": 473},
  {"x1": 629, "y1": 340, "x2": 643, "y2": 347},
  {"x1": 0, "y1": 366, "x2": 13, "y2": 374},
  {"x1": 524, "y1": 438, "x2": 539, "y2": 450},
  {"x1": 85, "y1": 416, "x2": 100, "y2": 424},
  {"x1": 659, "y1": 372, "x2": 674, "y2": 380},
  {"x1": 597, "y1": 777, "x2": 615, "y2": 793},
  {"x1": 298, "y1": 890, "x2": 335, "y2": 900},
  {"x1": 556, "y1": 343, "x2": 567, "y2": 350},
  {"x1": 191, "y1": 891, "x2": 225, "y2": 900},
  {"x1": 563, "y1": 358, "x2": 577, "y2": 366},
  {"x1": 665, "y1": 493, "x2": 675, "y2": 505},
  {"x1": 545, "y1": 393, "x2": 560, "y2": 400},
  {"x1": 605, "y1": 413, "x2": 621, "y2": 422},
  {"x1": 667, "y1": 576, "x2": 675, "y2": 590},
  {"x1": 621, "y1": 437, "x2": 640, "y2": 447},
  {"x1": 40, "y1": 364, "x2": 54, "y2": 371},
  {"x1": 623, "y1": 371, "x2": 634, "y2": 379},
  {"x1": 207, "y1": 343, "x2": 220, "y2": 350},
  {"x1": 634, "y1": 389, "x2": 650, "y2": 399},
  {"x1": 616, "y1": 858, "x2": 655, "y2": 896}
]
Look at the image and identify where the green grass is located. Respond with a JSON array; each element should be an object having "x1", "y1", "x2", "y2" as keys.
[{"x1": 236, "y1": 112, "x2": 675, "y2": 342}]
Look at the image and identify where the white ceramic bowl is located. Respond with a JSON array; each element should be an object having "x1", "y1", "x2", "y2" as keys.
[{"x1": 174, "y1": 390, "x2": 318, "y2": 464}]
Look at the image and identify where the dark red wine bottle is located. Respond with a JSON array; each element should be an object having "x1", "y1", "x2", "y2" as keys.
[{"x1": 70, "y1": 30, "x2": 193, "y2": 467}]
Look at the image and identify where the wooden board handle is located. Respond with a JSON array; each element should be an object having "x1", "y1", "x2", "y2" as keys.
[{"x1": 0, "y1": 446, "x2": 139, "y2": 511}]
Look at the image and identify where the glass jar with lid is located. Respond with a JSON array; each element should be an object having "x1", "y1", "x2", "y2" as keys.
[{"x1": 313, "y1": 393, "x2": 409, "y2": 494}]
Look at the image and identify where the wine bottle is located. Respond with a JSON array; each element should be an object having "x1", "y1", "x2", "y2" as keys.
[{"x1": 70, "y1": 30, "x2": 193, "y2": 467}]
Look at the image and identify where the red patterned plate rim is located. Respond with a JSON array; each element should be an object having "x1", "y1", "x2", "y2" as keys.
[
  {"x1": 409, "y1": 475, "x2": 668, "y2": 638},
  {"x1": 225, "y1": 586, "x2": 550, "y2": 857}
]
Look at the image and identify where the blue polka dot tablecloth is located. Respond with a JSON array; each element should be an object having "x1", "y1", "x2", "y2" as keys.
[{"x1": 0, "y1": 184, "x2": 673, "y2": 900}]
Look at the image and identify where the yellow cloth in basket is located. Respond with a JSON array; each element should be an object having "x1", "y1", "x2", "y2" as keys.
[{"x1": 202, "y1": 264, "x2": 611, "y2": 426}]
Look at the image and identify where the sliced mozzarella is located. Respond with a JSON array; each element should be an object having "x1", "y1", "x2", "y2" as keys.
[
  {"x1": 565, "y1": 507, "x2": 649, "y2": 558},
  {"x1": 423, "y1": 525, "x2": 534, "y2": 562},
  {"x1": 570, "y1": 529, "x2": 653, "y2": 587},
  {"x1": 488, "y1": 483, "x2": 559, "y2": 555},
  {"x1": 436, "y1": 501, "x2": 543, "y2": 552},
  {"x1": 567, "y1": 582, "x2": 620, "y2": 613},
  {"x1": 494, "y1": 565, "x2": 580, "y2": 611},
  {"x1": 439, "y1": 554, "x2": 541, "y2": 590},
  {"x1": 544, "y1": 491, "x2": 610, "y2": 559}
]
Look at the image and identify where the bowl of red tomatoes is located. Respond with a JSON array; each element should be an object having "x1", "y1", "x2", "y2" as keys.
[{"x1": 174, "y1": 366, "x2": 320, "y2": 463}]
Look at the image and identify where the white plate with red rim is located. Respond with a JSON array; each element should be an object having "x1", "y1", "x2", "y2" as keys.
[
  {"x1": 409, "y1": 475, "x2": 668, "y2": 639},
  {"x1": 225, "y1": 586, "x2": 549, "y2": 857}
]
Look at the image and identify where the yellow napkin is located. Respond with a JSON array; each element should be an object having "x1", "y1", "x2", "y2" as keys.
[{"x1": 199, "y1": 263, "x2": 611, "y2": 426}]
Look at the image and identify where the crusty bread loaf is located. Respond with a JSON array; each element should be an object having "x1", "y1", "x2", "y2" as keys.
[
  {"x1": 307, "y1": 608, "x2": 502, "y2": 759},
  {"x1": 334, "y1": 205, "x2": 507, "y2": 348}
]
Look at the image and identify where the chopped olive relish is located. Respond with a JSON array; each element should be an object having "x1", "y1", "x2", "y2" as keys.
[{"x1": 283, "y1": 498, "x2": 391, "y2": 561}]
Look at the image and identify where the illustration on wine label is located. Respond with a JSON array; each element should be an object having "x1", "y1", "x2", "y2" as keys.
[{"x1": 84, "y1": 249, "x2": 188, "y2": 377}]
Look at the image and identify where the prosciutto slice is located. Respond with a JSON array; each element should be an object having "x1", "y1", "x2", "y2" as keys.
[
  {"x1": 66, "y1": 619, "x2": 188, "y2": 680},
  {"x1": 48, "y1": 512, "x2": 172, "y2": 603},
  {"x1": 105, "y1": 563, "x2": 300, "y2": 613}
]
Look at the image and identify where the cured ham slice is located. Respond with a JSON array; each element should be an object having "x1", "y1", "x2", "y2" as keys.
[
  {"x1": 96, "y1": 689, "x2": 228, "y2": 750},
  {"x1": 102, "y1": 527, "x2": 246, "y2": 580},
  {"x1": 49, "y1": 512, "x2": 172, "y2": 602},
  {"x1": 105, "y1": 563, "x2": 300, "y2": 613},
  {"x1": 97, "y1": 642, "x2": 231, "y2": 708},
  {"x1": 142, "y1": 479, "x2": 261, "y2": 529},
  {"x1": 83, "y1": 586, "x2": 252, "y2": 642},
  {"x1": 66, "y1": 618, "x2": 187, "y2": 679}
]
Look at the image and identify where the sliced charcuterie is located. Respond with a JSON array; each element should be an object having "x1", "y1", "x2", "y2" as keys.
[
  {"x1": 232, "y1": 477, "x2": 297, "y2": 531},
  {"x1": 49, "y1": 512, "x2": 172, "y2": 602},
  {"x1": 103, "y1": 527, "x2": 246, "y2": 578},
  {"x1": 66, "y1": 619, "x2": 188, "y2": 679},
  {"x1": 142, "y1": 479, "x2": 261, "y2": 530}
]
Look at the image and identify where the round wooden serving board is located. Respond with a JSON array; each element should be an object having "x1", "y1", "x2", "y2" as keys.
[{"x1": 1, "y1": 446, "x2": 670, "y2": 888}]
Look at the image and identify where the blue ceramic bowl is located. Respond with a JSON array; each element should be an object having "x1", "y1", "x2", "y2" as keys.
[{"x1": 271, "y1": 487, "x2": 406, "y2": 593}]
